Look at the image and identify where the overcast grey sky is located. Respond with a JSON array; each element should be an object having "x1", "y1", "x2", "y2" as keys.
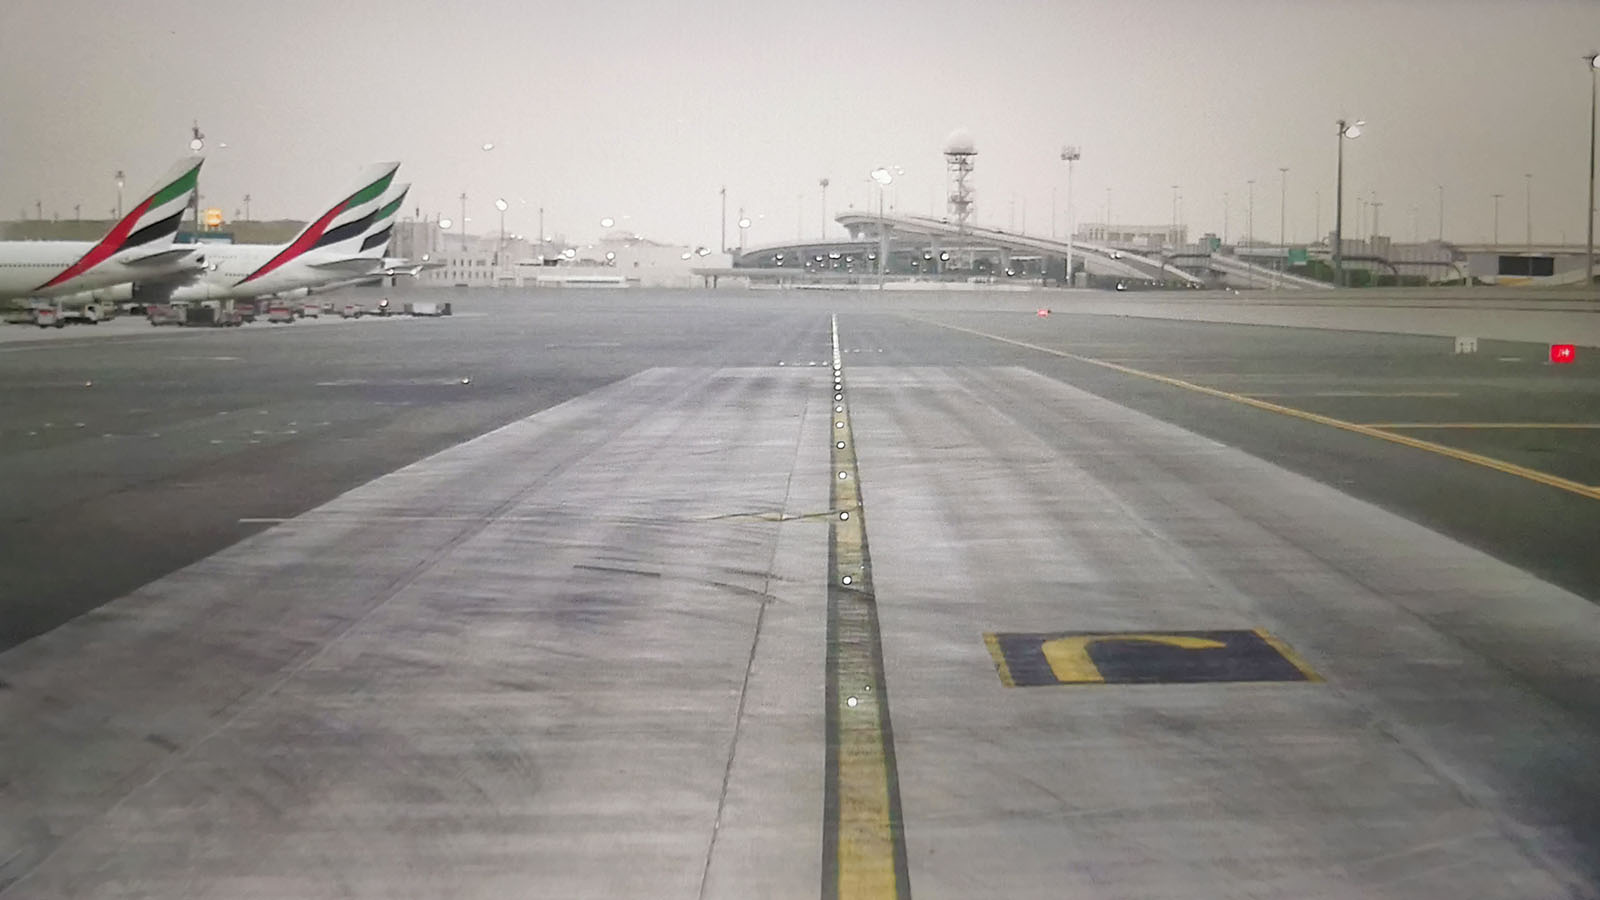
[{"x1": 3, "y1": 0, "x2": 1598, "y2": 248}]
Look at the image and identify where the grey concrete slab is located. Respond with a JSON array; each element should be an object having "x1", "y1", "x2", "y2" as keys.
[
  {"x1": 0, "y1": 366, "x2": 830, "y2": 899},
  {"x1": 851, "y1": 365, "x2": 1600, "y2": 898}
]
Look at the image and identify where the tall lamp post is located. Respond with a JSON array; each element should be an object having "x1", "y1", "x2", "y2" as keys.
[
  {"x1": 1492, "y1": 193, "x2": 1502, "y2": 245},
  {"x1": 1333, "y1": 118, "x2": 1365, "y2": 287},
  {"x1": 1170, "y1": 184, "x2": 1180, "y2": 247},
  {"x1": 494, "y1": 198, "x2": 508, "y2": 267},
  {"x1": 1060, "y1": 145, "x2": 1080, "y2": 286},
  {"x1": 737, "y1": 211, "x2": 751, "y2": 254},
  {"x1": 1437, "y1": 184, "x2": 1445, "y2": 242},
  {"x1": 1278, "y1": 167, "x2": 1289, "y2": 245},
  {"x1": 870, "y1": 167, "x2": 894, "y2": 288},
  {"x1": 114, "y1": 170, "x2": 124, "y2": 219},
  {"x1": 1245, "y1": 179, "x2": 1255, "y2": 246},
  {"x1": 819, "y1": 177, "x2": 830, "y2": 239},
  {"x1": 1524, "y1": 173, "x2": 1533, "y2": 247},
  {"x1": 459, "y1": 193, "x2": 468, "y2": 251},
  {"x1": 1587, "y1": 53, "x2": 1599, "y2": 288}
]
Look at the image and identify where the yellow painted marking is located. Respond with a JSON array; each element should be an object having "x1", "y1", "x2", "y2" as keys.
[
  {"x1": 1244, "y1": 391, "x2": 1461, "y2": 398},
  {"x1": 983, "y1": 633, "x2": 1016, "y2": 687},
  {"x1": 826, "y1": 314, "x2": 907, "y2": 900},
  {"x1": 1252, "y1": 628, "x2": 1324, "y2": 682},
  {"x1": 1041, "y1": 634, "x2": 1226, "y2": 684},
  {"x1": 1363, "y1": 422, "x2": 1600, "y2": 430},
  {"x1": 915, "y1": 320, "x2": 1600, "y2": 503}
]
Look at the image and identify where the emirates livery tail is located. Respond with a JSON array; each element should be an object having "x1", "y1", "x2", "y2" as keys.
[
  {"x1": 25, "y1": 157, "x2": 204, "y2": 295},
  {"x1": 232, "y1": 161, "x2": 399, "y2": 286}
]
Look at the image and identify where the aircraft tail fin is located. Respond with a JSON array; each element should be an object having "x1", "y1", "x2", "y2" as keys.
[
  {"x1": 35, "y1": 157, "x2": 203, "y2": 291},
  {"x1": 235, "y1": 161, "x2": 399, "y2": 285}
]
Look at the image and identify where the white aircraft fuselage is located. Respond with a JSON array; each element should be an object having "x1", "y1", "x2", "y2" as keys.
[{"x1": 0, "y1": 240, "x2": 202, "y2": 300}]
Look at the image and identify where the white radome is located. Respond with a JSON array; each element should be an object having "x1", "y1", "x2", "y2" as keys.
[{"x1": 943, "y1": 127, "x2": 977, "y2": 156}]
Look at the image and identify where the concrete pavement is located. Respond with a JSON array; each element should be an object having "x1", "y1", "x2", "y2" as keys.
[{"x1": 4, "y1": 287, "x2": 1600, "y2": 897}]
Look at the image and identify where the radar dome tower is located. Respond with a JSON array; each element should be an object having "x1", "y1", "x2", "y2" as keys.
[{"x1": 944, "y1": 128, "x2": 978, "y2": 270}]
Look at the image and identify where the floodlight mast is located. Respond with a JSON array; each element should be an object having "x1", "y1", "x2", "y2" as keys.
[{"x1": 1332, "y1": 118, "x2": 1364, "y2": 287}]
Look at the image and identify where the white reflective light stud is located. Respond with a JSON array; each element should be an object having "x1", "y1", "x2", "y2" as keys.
[
  {"x1": 836, "y1": 422, "x2": 845, "y2": 429},
  {"x1": 836, "y1": 441, "x2": 846, "y2": 449},
  {"x1": 838, "y1": 471, "x2": 849, "y2": 479},
  {"x1": 846, "y1": 696, "x2": 859, "y2": 708},
  {"x1": 841, "y1": 575, "x2": 853, "y2": 585},
  {"x1": 839, "y1": 511, "x2": 850, "y2": 520},
  {"x1": 835, "y1": 405, "x2": 844, "y2": 413},
  {"x1": 835, "y1": 394, "x2": 843, "y2": 401}
]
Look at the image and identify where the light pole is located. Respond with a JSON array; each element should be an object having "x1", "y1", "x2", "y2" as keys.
[
  {"x1": 114, "y1": 170, "x2": 124, "y2": 219},
  {"x1": 1061, "y1": 145, "x2": 1080, "y2": 286},
  {"x1": 1492, "y1": 193, "x2": 1502, "y2": 244},
  {"x1": 1372, "y1": 201, "x2": 1382, "y2": 241},
  {"x1": 1333, "y1": 118, "x2": 1365, "y2": 287},
  {"x1": 1587, "y1": 53, "x2": 1599, "y2": 288},
  {"x1": 870, "y1": 167, "x2": 894, "y2": 288},
  {"x1": 243, "y1": 193, "x2": 251, "y2": 221},
  {"x1": 819, "y1": 177, "x2": 830, "y2": 239},
  {"x1": 1170, "y1": 184, "x2": 1180, "y2": 247},
  {"x1": 459, "y1": 193, "x2": 468, "y2": 251},
  {"x1": 1437, "y1": 184, "x2": 1445, "y2": 242},
  {"x1": 1223, "y1": 191, "x2": 1230, "y2": 245},
  {"x1": 737, "y1": 210, "x2": 751, "y2": 254},
  {"x1": 494, "y1": 198, "x2": 507, "y2": 267},
  {"x1": 720, "y1": 186, "x2": 727, "y2": 254},
  {"x1": 1278, "y1": 167, "x2": 1289, "y2": 245},
  {"x1": 1246, "y1": 179, "x2": 1255, "y2": 246},
  {"x1": 1524, "y1": 172, "x2": 1533, "y2": 247},
  {"x1": 188, "y1": 122, "x2": 205, "y2": 232},
  {"x1": 1314, "y1": 190, "x2": 1321, "y2": 244}
]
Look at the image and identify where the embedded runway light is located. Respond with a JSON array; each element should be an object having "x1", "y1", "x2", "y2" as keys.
[
  {"x1": 841, "y1": 575, "x2": 853, "y2": 585},
  {"x1": 835, "y1": 394, "x2": 842, "y2": 401},
  {"x1": 84, "y1": 381, "x2": 93, "y2": 387},
  {"x1": 460, "y1": 377, "x2": 471, "y2": 384},
  {"x1": 835, "y1": 405, "x2": 844, "y2": 413},
  {"x1": 840, "y1": 511, "x2": 850, "y2": 520},
  {"x1": 838, "y1": 471, "x2": 849, "y2": 479},
  {"x1": 846, "y1": 696, "x2": 859, "y2": 708},
  {"x1": 836, "y1": 422, "x2": 845, "y2": 429},
  {"x1": 1551, "y1": 344, "x2": 1578, "y2": 364}
]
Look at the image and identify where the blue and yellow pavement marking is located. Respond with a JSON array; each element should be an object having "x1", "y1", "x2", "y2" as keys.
[
  {"x1": 985, "y1": 629, "x2": 1320, "y2": 687},
  {"x1": 823, "y1": 315, "x2": 911, "y2": 900}
]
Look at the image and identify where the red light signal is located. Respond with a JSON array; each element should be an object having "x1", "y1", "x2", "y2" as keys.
[{"x1": 1550, "y1": 344, "x2": 1577, "y2": 365}]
